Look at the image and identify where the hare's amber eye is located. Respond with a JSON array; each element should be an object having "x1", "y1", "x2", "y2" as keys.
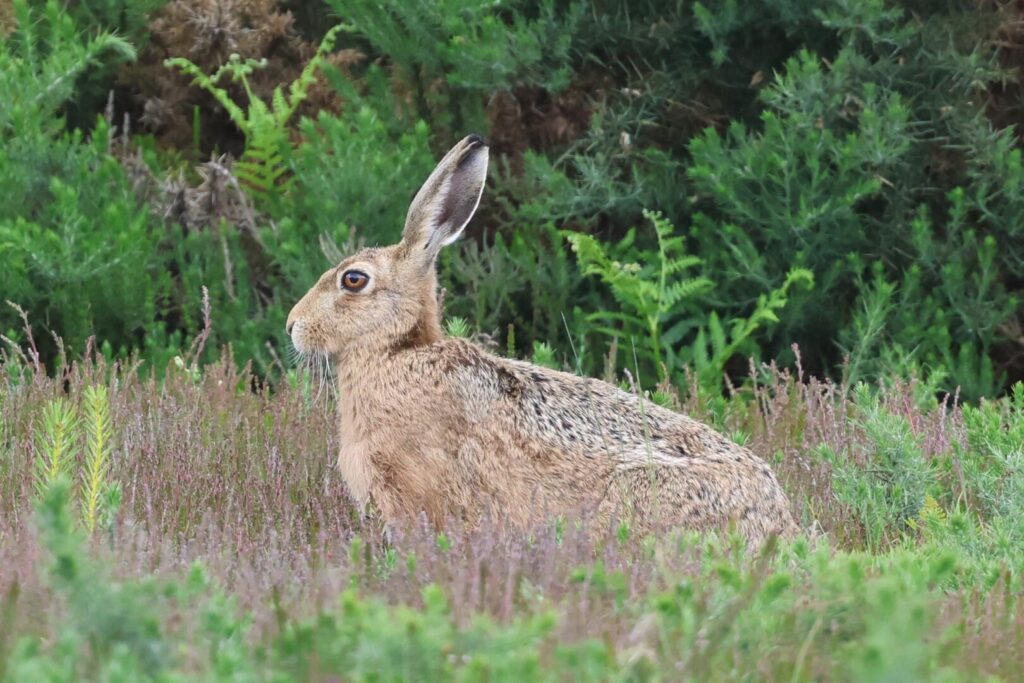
[{"x1": 340, "y1": 269, "x2": 369, "y2": 292}]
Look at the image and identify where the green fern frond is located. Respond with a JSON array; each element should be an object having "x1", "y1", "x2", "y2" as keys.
[
  {"x1": 165, "y1": 24, "x2": 344, "y2": 201},
  {"x1": 662, "y1": 277, "x2": 714, "y2": 309},
  {"x1": 566, "y1": 209, "x2": 813, "y2": 389}
]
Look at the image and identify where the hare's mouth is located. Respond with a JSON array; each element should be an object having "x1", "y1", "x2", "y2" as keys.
[
  {"x1": 288, "y1": 325, "x2": 335, "y2": 401},
  {"x1": 289, "y1": 320, "x2": 313, "y2": 354}
]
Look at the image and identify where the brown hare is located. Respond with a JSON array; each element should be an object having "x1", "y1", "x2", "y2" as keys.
[{"x1": 286, "y1": 134, "x2": 799, "y2": 546}]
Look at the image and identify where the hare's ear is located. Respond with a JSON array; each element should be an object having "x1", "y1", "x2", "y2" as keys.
[{"x1": 399, "y1": 134, "x2": 488, "y2": 262}]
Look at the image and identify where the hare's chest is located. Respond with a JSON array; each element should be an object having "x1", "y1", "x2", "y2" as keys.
[
  {"x1": 337, "y1": 437, "x2": 374, "y2": 511},
  {"x1": 337, "y1": 400, "x2": 375, "y2": 512}
]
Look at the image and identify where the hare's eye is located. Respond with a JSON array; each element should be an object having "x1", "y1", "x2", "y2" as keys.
[{"x1": 340, "y1": 269, "x2": 369, "y2": 292}]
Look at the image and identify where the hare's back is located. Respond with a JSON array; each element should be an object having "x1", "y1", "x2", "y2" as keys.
[
  {"x1": 493, "y1": 358, "x2": 748, "y2": 465},
  {"x1": 434, "y1": 340, "x2": 757, "y2": 465},
  {"x1": 430, "y1": 341, "x2": 797, "y2": 539}
]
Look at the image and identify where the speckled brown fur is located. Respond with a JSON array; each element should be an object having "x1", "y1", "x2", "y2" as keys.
[{"x1": 287, "y1": 135, "x2": 799, "y2": 547}]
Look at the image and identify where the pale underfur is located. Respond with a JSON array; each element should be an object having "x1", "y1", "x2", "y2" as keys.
[{"x1": 287, "y1": 134, "x2": 800, "y2": 546}]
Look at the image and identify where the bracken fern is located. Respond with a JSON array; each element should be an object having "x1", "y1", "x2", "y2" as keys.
[
  {"x1": 164, "y1": 24, "x2": 344, "y2": 200},
  {"x1": 564, "y1": 209, "x2": 713, "y2": 382},
  {"x1": 565, "y1": 209, "x2": 813, "y2": 388}
]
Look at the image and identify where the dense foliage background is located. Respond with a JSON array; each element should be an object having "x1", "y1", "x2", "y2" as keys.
[
  {"x1": 4, "y1": 2, "x2": 1024, "y2": 681},
  {"x1": 2, "y1": 0, "x2": 1023, "y2": 400}
]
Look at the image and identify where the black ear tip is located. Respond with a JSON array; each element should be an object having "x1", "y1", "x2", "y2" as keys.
[{"x1": 465, "y1": 133, "x2": 487, "y2": 148}]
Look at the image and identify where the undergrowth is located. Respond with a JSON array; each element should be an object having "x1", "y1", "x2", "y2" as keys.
[{"x1": 0, "y1": 349, "x2": 1022, "y2": 680}]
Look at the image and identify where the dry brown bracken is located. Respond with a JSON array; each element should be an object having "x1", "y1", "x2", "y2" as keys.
[{"x1": 287, "y1": 135, "x2": 800, "y2": 546}]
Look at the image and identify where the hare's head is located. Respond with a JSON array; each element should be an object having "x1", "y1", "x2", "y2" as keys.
[{"x1": 286, "y1": 134, "x2": 488, "y2": 358}]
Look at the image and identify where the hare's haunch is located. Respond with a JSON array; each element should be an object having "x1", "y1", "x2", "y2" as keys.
[{"x1": 287, "y1": 135, "x2": 799, "y2": 546}]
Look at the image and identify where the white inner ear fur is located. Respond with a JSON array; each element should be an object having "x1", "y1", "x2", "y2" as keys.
[
  {"x1": 422, "y1": 175, "x2": 453, "y2": 252},
  {"x1": 424, "y1": 148, "x2": 488, "y2": 253}
]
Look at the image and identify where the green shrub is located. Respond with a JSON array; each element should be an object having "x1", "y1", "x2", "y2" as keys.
[
  {"x1": 325, "y1": 0, "x2": 582, "y2": 138},
  {"x1": 824, "y1": 384, "x2": 940, "y2": 552},
  {"x1": 268, "y1": 100, "x2": 436, "y2": 275},
  {"x1": 684, "y1": 4, "x2": 1020, "y2": 397},
  {"x1": 8, "y1": 481, "x2": 167, "y2": 680},
  {"x1": 0, "y1": 0, "x2": 136, "y2": 139},
  {"x1": 3, "y1": 0, "x2": 1023, "y2": 398},
  {"x1": 0, "y1": 2, "x2": 163, "y2": 361}
]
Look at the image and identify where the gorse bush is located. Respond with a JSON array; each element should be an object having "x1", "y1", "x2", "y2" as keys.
[
  {"x1": 0, "y1": 1, "x2": 159, "y2": 362},
  {"x1": 686, "y1": 26, "x2": 1021, "y2": 398},
  {"x1": 324, "y1": 0, "x2": 582, "y2": 139},
  {"x1": 0, "y1": 1, "x2": 135, "y2": 137}
]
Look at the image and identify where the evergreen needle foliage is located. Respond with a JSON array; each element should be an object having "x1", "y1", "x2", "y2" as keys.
[
  {"x1": 80, "y1": 385, "x2": 118, "y2": 534},
  {"x1": 0, "y1": 0, "x2": 135, "y2": 137},
  {"x1": 33, "y1": 398, "x2": 79, "y2": 498},
  {"x1": 31, "y1": 389, "x2": 121, "y2": 534}
]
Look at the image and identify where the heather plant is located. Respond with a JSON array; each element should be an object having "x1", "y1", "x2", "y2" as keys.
[{"x1": 2, "y1": 352, "x2": 1024, "y2": 679}]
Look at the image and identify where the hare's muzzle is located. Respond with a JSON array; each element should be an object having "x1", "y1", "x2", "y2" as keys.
[{"x1": 285, "y1": 307, "x2": 307, "y2": 352}]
